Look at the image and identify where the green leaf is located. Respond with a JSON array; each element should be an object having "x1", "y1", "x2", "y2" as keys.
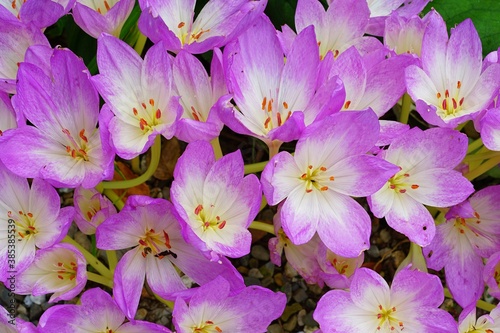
[
  {"x1": 423, "y1": 0, "x2": 500, "y2": 56},
  {"x1": 265, "y1": 0, "x2": 297, "y2": 30}
]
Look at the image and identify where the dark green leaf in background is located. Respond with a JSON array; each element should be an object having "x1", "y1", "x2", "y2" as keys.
[{"x1": 423, "y1": 0, "x2": 500, "y2": 56}]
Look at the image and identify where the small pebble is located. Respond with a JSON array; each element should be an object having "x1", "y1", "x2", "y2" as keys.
[
  {"x1": 303, "y1": 312, "x2": 319, "y2": 327},
  {"x1": 248, "y1": 268, "x2": 264, "y2": 278},
  {"x1": 260, "y1": 261, "x2": 275, "y2": 277},
  {"x1": 274, "y1": 273, "x2": 284, "y2": 287},
  {"x1": 262, "y1": 276, "x2": 274, "y2": 287},
  {"x1": 251, "y1": 245, "x2": 270, "y2": 261},
  {"x1": 29, "y1": 304, "x2": 43, "y2": 321},
  {"x1": 293, "y1": 289, "x2": 308, "y2": 303},
  {"x1": 244, "y1": 276, "x2": 262, "y2": 286},
  {"x1": 297, "y1": 309, "x2": 307, "y2": 326},
  {"x1": 379, "y1": 229, "x2": 391, "y2": 243},
  {"x1": 281, "y1": 303, "x2": 302, "y2": 321},
  {"x1": 17, "y1": 304, "x2": 27, "y2": 316},
  {"x1": 367, "y1": 244, "x2": 380, "y2": 258},
  {"x1": 135, "y1": 308, "x2": 148, "y2": 320},
  {"x1": 249, "y1": 258, "x2": 260, "y2": 268},
  {"x1": 267, "y1": 323, "x2": 284, "y2": 333},
  {"x1": 392, "y1": 250, "x2": 406, "y2": 267},
  {"x1": 283, "y1": 315, "x2": 298, "y2": 332},
  {"x1": 237, "y1": 266, "x2": 249, "y2": 275},
  {"x1": 284, "y1": 262, "x2": 298, "y2": 279}
]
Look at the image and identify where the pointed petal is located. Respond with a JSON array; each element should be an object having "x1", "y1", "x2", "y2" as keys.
[{"x1": 113, "y1": 248, "x2": 146, "y2": 319}]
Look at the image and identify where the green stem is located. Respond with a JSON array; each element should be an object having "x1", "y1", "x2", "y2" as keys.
[
  {"x1": 259, "y1": 196, "x2": 268, "y2": 211},
  {"x1": 249, "y1": 221, "x2": 275, "y2": 235},
  {"x1": 87, "y1": 272, "x2": 113, "y2": 289},
  {"x1": 465, "y1": 155, "x2": 500, "y2": 181},
  {"x1": 130, "y1": 156, "x2": 141, "y2": 174},
  {"x1": 444, "y1": 288, "x2": 495, "y2": 312},
  {"x1": 134, "y1": 32, "x2": 147, "y2": 56},
  {"x1": 267, "y1": 140, "x2": 282, "y2": 159},
  {"x1": 62, "y1": 236, "x2": 113, "y2": 280},
  {"x1": 467, "y1": 137, "x2": 483, "y2": 153},
  {"x1": 99, "y1": 135, "x2": 161, "y2": 189},
  {"x1": 102, "y1": 189, "x2": 125, "y2": 210},
  {"x1": 454, "y1": 121, "x2": 468, "y2": 132},
  {"x1": 399, "y1": 93, "x2": 412, "y2": 124},
  {"x1": 211, "y1": 137, "x2": 223, "y2": 160},
  {"x1": 463, "y1": 150, "x2": 500, "y2": 162},
  {"x1": 244, "y1": 160, "x2": 269, "y2": 174},
  {"x1": 106, "y1": 250, "x2": 118, "y2": 272},
  {"x1": 153, "y1": 292, "x2": 174, "y2": 309}
]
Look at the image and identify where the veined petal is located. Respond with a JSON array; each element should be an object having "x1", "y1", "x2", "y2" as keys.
[
  {"x1": 391, "y1": 268, "x2": 444, "y2": 308},
  {"x1": 295, "y1": 110, "x2": 380, "y2": 169},
  {"x1": 406, "y1": 169, "x2": 474, "y2": 207},
  {"x1": 113, "y1": 248, "x2": 146, "y2": 319},
  {"x1": 480, "y1": 108, "x2": 500, "y2": 151},
  {"x1": 385, "y1": 194, "x2": 436, "y2": 246},
  {"x1": 316, "y1": 191, "x2": 371, "y2": 257},
  {"x1": 295, "y1": 0, "x2": 325, "y2": 33},
  {"x1": 349, "y1": 268, "x2": 390, "y2": 311},
  {"x1": 445, "y1": 249, "x2": 483, "y2": 308},
  {"x1": 145, "y1": 254, "x2": 187, "y2": 298},
  {"x1": 329, "y1": 155, "x2": 398, "y2": 197},
  {"x1": 420, "y1": 10, "x2": 448, "y2": 92},
  {"x1": 262, "y1": 151, "x2": 302, "y2": 205},
  {"x1": 277, "y1": 26, "x2": 319, "y2": 115},
  {"x1": 445, "y1": 19, "x2": 482, "y2": 98}
]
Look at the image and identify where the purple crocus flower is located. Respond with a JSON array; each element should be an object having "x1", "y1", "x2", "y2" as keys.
[
  {"x1": 173, "y1": 276, "x2": 286, "y2": 333},
  {"x1": 423, "y1": 185, "x2": 500, "y2": 308},
  {"x1": 171, "y1": 141, "x2": 261, "y2": 260},
  {"x1": 138, "y1": 0, "x2": 267, "y2": 54},
  {"x1": 73, "y1": 0, "x2": 135, "y2": 38},
  {"x1": 282, "y1": 0, "x2": 379, "y2": 60},
  {"x1": 314, "y1": 267, "x2": 458, "y2": 332},
  {"x1": 484, "y1": 251, "x2": 500, "y2": 300},
  {"x1": 15, "y1": 243, "x2": 87, "y2": 303},
  {"x1": 317, "y1": 241, "x2": 364, "y2": 289},
  {"x1": 480, "y1": 107, "x2": 500, "y2": 151},
  {"x1": 458, "y1": 303, "x2": 500, "y2": 333},
  {"x1": 269, "y1": 205, "x2": 323, "y2": 285},
  {"x1": 36, "y1": 288, "x2": 172, "y2": 333},
  {"x1": 324, "y1": 46, "x2": 416, "y2": 117},
  {"x1": 0, "y1": 0, "x2": 74, "y2": 29},
  {"x1": 0, "y1": 17, "x2": 49, "y2": 94},
  {"x1": 73, "y1": 187, "x2": 117, "y2": 235},
  {"x1": 172, "y1": 50, "x2": 226, "y2": 143},
  {"x1": 1, "y1": 47, "x2": 114, "y2": 188},
  {"x1": 363, "y1": 0, "x2": 430, "y2": 36},
  {"x1": 92, "y1": 34, "x2": 182, "y2": 159},
  {"x1": 222, "y1": 16, "x2": 345, "y2": 155},
  {"x1": 384, "y1": 12, "x2": 429, "y2": 58},
  {"x1": 368, "y1": 127, "x2": 474, "y2": 247},
  {"x1": 262, "y1": 110, "x2": 399, "y2": 257},
  {"x1": 96, "y1": 195, "x2": 244, "y2": 319},
  {"x1": 405, "y1": 11, "x2": 500, "y2": 128},
  {"x1": 0, "y1": 161, "x2": 74, "y2": 282}
]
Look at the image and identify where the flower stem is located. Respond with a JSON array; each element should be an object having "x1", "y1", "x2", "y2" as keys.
[
  {"x1": 130, "y1": 156, "x2": 141, "y2": 174},
  {"x1": 444, "y1": 288, "x2": 495, "y2": 311},
  {"x1": 62, "y1": 236, "x2": 113, "y2": 280},
  {"x1": 152, "y1": 293, "x2": 174, "y2": 309},
  {"x1": 249, "y1": 221, "x2": 275, "y2": 235},
  {"x1": 268, "y1": 140, "x2": 282, "y2": 159},
  {"x1": 465, "y1": 155, "x2": 500, "y2": 181},
  {"x1": 99, "y1": 135, "x2": 161, "y2": 189},
  {"x1": 467, "y1": 137, "x2": 483, "y2": 153},
  {"x1": 211, "y1": 137, "x2": 223, "y2": 160},
  {"x1": 134, "y1": 32, "x2": 147, "y2": 56},
  {"x1": 106, "y1": 250, "x2": 118, "y2": 272},
  {"x1": 244, "y1": 160, "x2": 269, "y2": 174},
  {"x1": 87, "y1": 272, "x2": 113, "y2": 289},
  {"x1": 463, "y1": 150, "x2": 500, "y2": 162},
  {"x1": 399, "y1": 93, "x2": 412, "y2": 124}
]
